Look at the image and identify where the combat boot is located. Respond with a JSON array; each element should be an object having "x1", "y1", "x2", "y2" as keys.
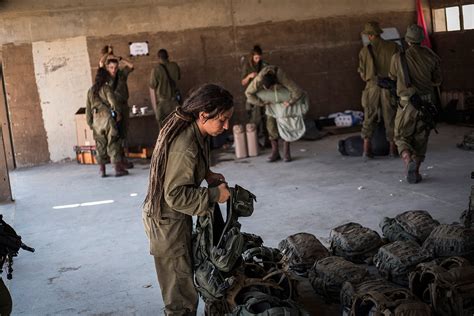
[
  {"x1": 114, "y1": 163, "x2": 129, "y2": 177},
  {"x1": 267, "y1": 140, "x2": 281, "y2": 162},
  {"x1": 415, "y1": 160, "x2": 423, "y2": 183},
  {"x1": 389, "y1": 141, "x2": 398, "y2": 158},
  {"x1": 401, "y1": 150, "x2": 417, "y2": 184},
  {"x1": 99, "y1": 164, "x2": 107, "y2": 178},
  {"x1": 283, "y1": 141, "x2": 292, "y2": 162},
  {"x1": 362, "y1": 138, "x2": 374, "y2": 161}
]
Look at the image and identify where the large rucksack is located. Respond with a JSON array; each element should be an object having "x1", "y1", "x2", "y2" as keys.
[
  {"x1": 278, "y1": 232, "x2": 329, "y2": 275},
  {"x1": 351, "y1": 286, "x2": 432, "y2": 316},
  {"x1": 229, "y1": 291, "x2": 309, "y2": 316},
  {"x1": 373, "y1": 240, "x2": 431, "y2": 286},
  {"x1": 193, "y1": 185, "x2": 256, "y2": 305},
  {"x1": 329, "y1": 222, "x2": 383, "y2": 263},
  {"x1": 340, "y1": 278, "x2": 401, "y2": 315},
  {"x1": 380, "y1": 210, "x2": 439, "y2": 244},
  {"x1": 338, "y1": 121, "x2": 389, "y2": 157},
  {"x1": 409, "y1": 256, "x2": 474, "y2": 316},
  {"x1": 421, "y1": 224, "x2": 474, "y2": 260},
  {"x1": 308, "y1": 256, "x2": 368, "y2": 302}
]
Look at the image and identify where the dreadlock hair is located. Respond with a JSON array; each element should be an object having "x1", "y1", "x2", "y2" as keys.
[
  {"x1": 92, "y1": 67, "x2": 109, "y2": 98},
  {"x1": 143, "y1": 83, "x2": 234, "y2": 216}
]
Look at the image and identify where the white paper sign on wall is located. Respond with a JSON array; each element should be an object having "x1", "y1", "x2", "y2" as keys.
[{"x1": 129, "y1": 42, "x2": 149, "y2": 56}]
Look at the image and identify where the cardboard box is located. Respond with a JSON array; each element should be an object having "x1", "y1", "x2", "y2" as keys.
[{"x1": 75, "y1": 108, "x2": 96, "y2": 146}]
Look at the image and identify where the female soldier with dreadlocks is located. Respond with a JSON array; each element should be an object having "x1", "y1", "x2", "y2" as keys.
[
  {"x1": 142, "y1": 84, "x2": 233, "y2": 315},
  {"x1": 85, "y1": 67, "x2": 128, "y2": 177}
]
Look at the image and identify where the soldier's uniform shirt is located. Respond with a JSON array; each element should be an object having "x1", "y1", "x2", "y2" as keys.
[
  {"x1": 149, "y1": 61, "x2": 181, "y2": 130},
  {"x1": 389, "y1": 44, "x2": 442, "y2": 161},
  {"x1": 108, "y1": 66, "x2": 134, "y2": 139},
  {"x1": 245, "y1": 65, "x2": 303, "y2": 140},
  {"x1": 358, "y1": 37, "x2": 400, "y2": 141},
  {"x1": 142, "y1": 122, "x2": 220, "y2": 315},
  {"x1": 85, "y1": 84, "x2": 122, "y2": 164}
]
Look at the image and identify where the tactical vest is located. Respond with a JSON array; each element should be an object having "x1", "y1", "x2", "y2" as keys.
[
  {"x1": 421, "y1": 224, "x2": 474, "y2": 260},
  {"x1": 380, "y1": 210, "x2": 439, "y2": 244}
]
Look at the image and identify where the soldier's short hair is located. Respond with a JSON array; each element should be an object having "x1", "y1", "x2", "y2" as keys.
[
  {"x1": 158, "y1": 49, "x2": 169, "y2": 60},
  {"x1": 262, "y1": 73, "x2": 278, "y2": 89}
]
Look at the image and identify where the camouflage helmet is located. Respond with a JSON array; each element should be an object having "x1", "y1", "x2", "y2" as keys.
[
  {"x1": 362, "y1": 21, "x2": 383, "y2": 35},
  {"x1": 405, "y1": 24, "x2": 425, "y2": 43}
]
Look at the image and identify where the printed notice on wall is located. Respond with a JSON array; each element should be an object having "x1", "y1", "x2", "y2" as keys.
[{"x1": 129, "y1": 42, "x2": 149, "y2": 56}]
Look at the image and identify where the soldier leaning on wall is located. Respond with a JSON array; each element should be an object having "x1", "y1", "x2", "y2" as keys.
[{"x1": 99, "y1": 45, "x2": 135, "y2": 169}]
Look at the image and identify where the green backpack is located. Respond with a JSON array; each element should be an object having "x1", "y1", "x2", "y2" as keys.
[
  {"x1": 278, "y1": 232, "x2": 329, "y2": 276},
  {"x1": 409, "y1": 256, "x2": 474, "y2": 316},
  {"x1": 308, "y1": 256, "x2": 368, "y2": 302},
  {"x1": 228, "y1": 291, "x2": 309, "y2": 316},
  {"x1": 193, "y1": 185, "x2": 256, "y2": 303},
  {"x1": 329, "y1": 222, "x2": 383, "y2": 263},
  {"x1": 380, "y1": 210, "x2": 440, "y2": 244},
  {"x1": 373, "y1": 240, "x2": 431, "y2": 286},
  {"x1": 421, "y1": 224, "x2": 474, "y2": 260}
]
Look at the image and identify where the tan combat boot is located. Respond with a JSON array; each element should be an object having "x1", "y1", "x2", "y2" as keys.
[
  {"x1": 401, "y1": 150, "x2": 417, "y2": 184},
  {"x1": 362, "y1": 138, "x2": 374, "y2": 161},
  {"x1": 267, "y1": 140, "x2": 281, "y2": 162}
]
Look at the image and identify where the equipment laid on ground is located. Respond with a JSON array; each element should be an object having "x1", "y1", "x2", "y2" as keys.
[
  {"x1": 422, "y1": 224, "x2": 474, "y2": 260},
  {"x1": 337, "y1": 121, "x2": 389, "y2": 156},
  {"x1": 373, "y1": 240, "x2": 431, "y2": 286},
  {"x1": 329, "y1": 222, "x2": 383, "y2": 264},
  {"x1": 278, "y1": 232, "x2": 329, "y2": 276},
  {"x1": 309, "y1": 256, "x2": 368, "y2": 302},
  {"x1": 192, "y1": 185, "x2": 307, "y2": 315},
  {"x1": 409, "y1": 256, "x2": 474, "y2": 316},
  {"x1": 380, "y1": 210, "x2": 440, "y2": 244}
]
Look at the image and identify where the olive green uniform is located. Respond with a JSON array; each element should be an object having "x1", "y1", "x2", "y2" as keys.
[
  {"x1": 86, "y1": 85, "x2": 122, "y2": 164},
  {"x1": 108, "y1": 66, "x2": 133, "y2": 140},
  {"x1": 149, "y1": 61, "x2": 181, "y2": 131},
  {"x1": 241, "y1": 59, "x2": 269, "y2": 124},
  {"x1": 142, "y1": 122, "x2": 220, "y2": 315},
  {"x1": 389, "y1": 45, "x2": 441, "y2": 161},
  {"x1": 358, "y1": 37, "x2": 399, "y2": 141},
  {"x1": 0, "y1": 278, "x2": 12, "y2": 316},
  {"x1": 245, "y1": 65, "x2": 303, "y2": 140}
]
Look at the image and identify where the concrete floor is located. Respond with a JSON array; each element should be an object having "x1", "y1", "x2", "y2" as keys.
[{"x1": 1, "y1": 123, "x2": 473, "y2": 315}]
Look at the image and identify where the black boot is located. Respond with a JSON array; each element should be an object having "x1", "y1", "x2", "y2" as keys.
[
  {"x1": 401, "y1": 150, "x2": 417, "y2": 184},
  {"x1": 114, "y1": 162, "x2": 129, "y2": 177},
  {"x1": 99, "y1": 164, "x2": 107, "y2": 178},
  {"x1": 267, "y1": 140, "x2": 281, "y2": 162},
  {"x1": 283, "y1": 141, "x2": 292, "y2": 162}
]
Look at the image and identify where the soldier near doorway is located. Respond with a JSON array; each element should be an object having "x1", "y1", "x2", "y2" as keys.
[
  {"x1": 149, "y1": 49, "x2": 181, "y2": 134},
  {"x1": 241, "y1": 45, "x2": 269, "y2": 147},
  {"x1": 389, "y1": 24, "x2": 442, "y2": 183},
  {"x1": 99, "y1": 45, "x2": 135, "y2": 169},
  {"x1": 358, "y1": 21, "x2": 400, "y2": 160}
]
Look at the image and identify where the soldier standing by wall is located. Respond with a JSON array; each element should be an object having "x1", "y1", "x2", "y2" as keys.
[
  {"x1": 149, "y1": 49, "x2": 181, "y2": 134},
  {"x1": 241, "y1": 45, "x2": 269, "y2": 146},
  {"x1": 389, "y1": 24, "x2": 442, "y2": 183},
  {"x1": 99, "y1": 46, "x2": 135, "y2": 169},
  {"x1": 86, "y1": 68, "x2": 128, "y2": 177},
  {"x1": 358, "y1": 21, "x2": 400, "y2": 160},
  {"x1": 142, "y1": 84, "x2": 232, "y2": 315}
]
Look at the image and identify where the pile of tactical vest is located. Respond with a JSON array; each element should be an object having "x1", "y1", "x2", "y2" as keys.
[
  {"x1": 277, "y1": 204, "x2": 474, "y2": 316},
  {"x1": 192, "y1": 185, "x2": 309, "y2": 315}
]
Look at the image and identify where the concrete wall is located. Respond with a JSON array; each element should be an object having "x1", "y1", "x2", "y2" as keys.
[{"x1": 1, "y1": 0, "x2": 423, "y2": 166}]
